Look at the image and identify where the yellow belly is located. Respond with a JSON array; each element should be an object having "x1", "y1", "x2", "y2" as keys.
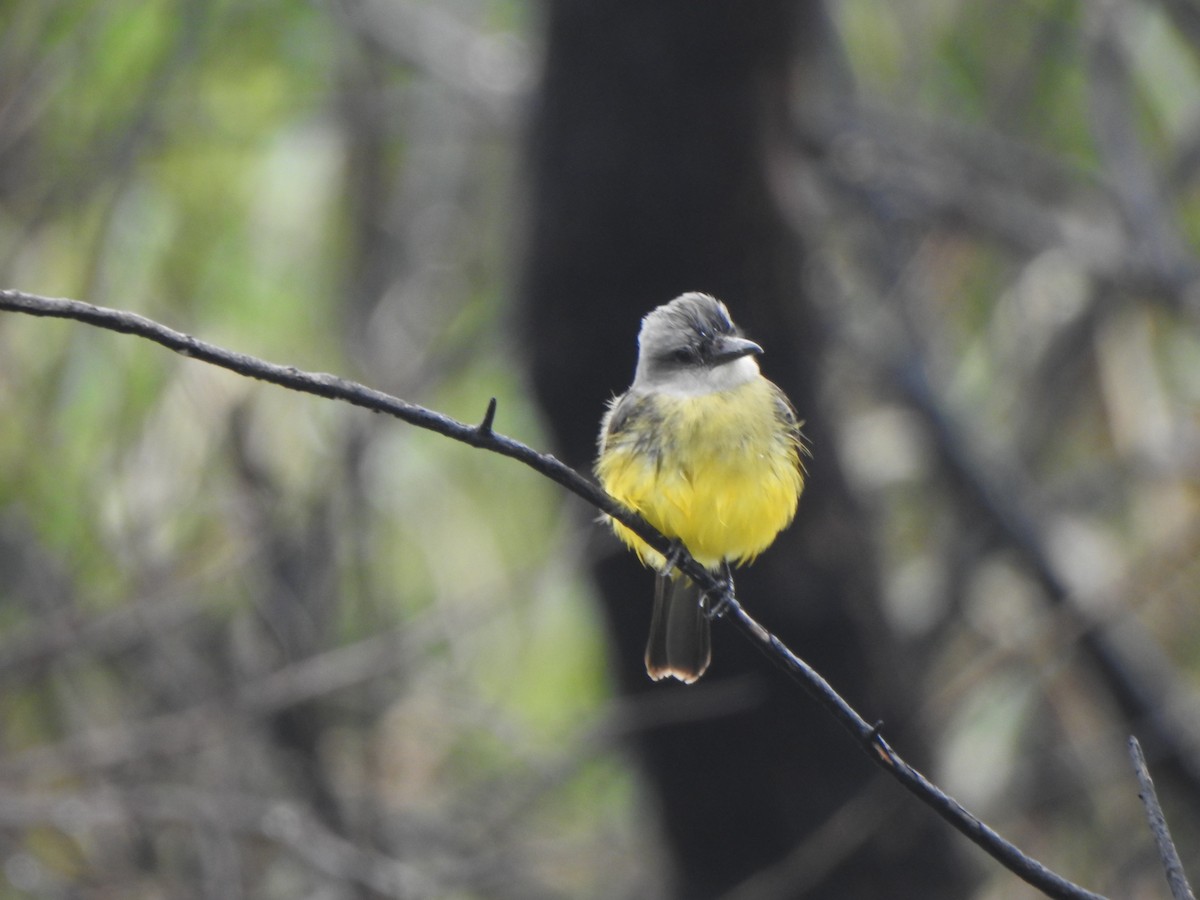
[{"x1": 596, "y1": 378, "x2": 803, "y2": 571}]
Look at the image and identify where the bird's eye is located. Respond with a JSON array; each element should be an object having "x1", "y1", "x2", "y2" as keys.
[{"x1": 670, "y1": 348, "x2": 696, "y2": 363}]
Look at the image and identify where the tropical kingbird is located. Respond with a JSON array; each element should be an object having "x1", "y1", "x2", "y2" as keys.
[{"x1": 596, "y1": 292, "x2": 805, "y2": 683}]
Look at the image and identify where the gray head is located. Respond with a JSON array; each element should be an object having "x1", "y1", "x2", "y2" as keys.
[{"x1": 631, "y1": 292, "x2": 763, "y2": 395}]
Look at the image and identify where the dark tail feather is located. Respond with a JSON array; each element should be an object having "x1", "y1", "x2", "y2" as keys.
[{"x1": 644, "y1": 573, "x2": 711, "y2": 683}]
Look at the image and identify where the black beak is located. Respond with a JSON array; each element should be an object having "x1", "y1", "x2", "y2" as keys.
[{"x1": 709, "y1": 335, "x2": 763, "y2": 366}]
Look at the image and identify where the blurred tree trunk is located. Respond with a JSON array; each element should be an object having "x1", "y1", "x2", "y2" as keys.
[{"x1": 519, "y1": 1, "x2": 975, "y2": 897}]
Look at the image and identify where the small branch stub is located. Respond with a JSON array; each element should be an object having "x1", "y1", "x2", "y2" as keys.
[{"x1": 478, "y1": 397, "x2": 498, "y2": 435}]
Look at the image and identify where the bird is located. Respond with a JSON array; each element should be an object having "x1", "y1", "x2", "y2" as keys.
[{"x1": 596, "y1": 292, "x2": 805, "y2": 683}]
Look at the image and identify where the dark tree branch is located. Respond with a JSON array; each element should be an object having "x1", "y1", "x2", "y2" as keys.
[
  {"x1": 799, "y1": 103, "x2": 1200, "y2": 313},
  {"x1": 724, "y1": 598, "x2": 1106, "y2": 900},
  {"x1": 791, "y1": 97, "x2": 1200, "y2": 815},
  {"x1": 0, "y1": 784, "x2": 439, "y2": 898},
  {"x1": 894, "y1": 357, "x2": 1200, "y2": 810},
  {"x1": 0, "y1": 289, "x2": 652, "y2": 555},
  {"x1": 0, "y1": 619, "x2": 440, "y2": 781},
  {"x1": 0, "y1": 289, "x2": 1108, "y2": 900},
  {"x1": 1130, "y1": 736, "x2": 1197, "y2": 900}
]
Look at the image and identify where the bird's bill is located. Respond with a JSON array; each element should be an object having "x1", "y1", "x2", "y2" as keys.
[{"x1": 709, "y1": 335, "x2": 763, "y2": 366}]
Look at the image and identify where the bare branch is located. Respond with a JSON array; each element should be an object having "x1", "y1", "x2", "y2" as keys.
[
  {"x1": 0, "y1": 581, "x2": 206, "y2": 678},
  {"x1": 0, "y1": 289, "x2": 1109, "y2": 900},
  {"x1": 330, "y1": 0, "x2": 528, "y2": 125},
  {"x1": 721, "y1": 597, "x2": 1107, "y2": 900},
  {"x1": 0, "y1": 289, "x2": 667, "y2": 564},
  {"x1": 1085, "y1": 2, "x2": 1190, "y2": 286},
  {"x1": 894, "y1": 357, "x2": 1200, "y2": 809},
  {"x1": 1130, "y1": 736, "x2": 1197, "y2": 900},
  {"x1": 799, "y1": 102, "x2": 1200, "y2": 312},
  {"x1": 0, "y1": 617, "x2": 438, "y2": 780},
  {"x1": 0, "y1": 784, "x2": 438, "y2": 898}
]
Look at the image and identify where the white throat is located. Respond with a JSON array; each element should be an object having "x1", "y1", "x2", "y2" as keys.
[{"x1": 643, "y1": 355, "x2": 761, "y2": 397}]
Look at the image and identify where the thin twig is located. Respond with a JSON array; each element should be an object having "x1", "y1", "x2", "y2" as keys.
[
  {"x1": 0, "y1": 289, "x2": 1108, "y2": 900},
  {"x1": 0, "y1": 615, "x2": 444, "y2": 780},
  {"x1": 895, "y1": 356, "x2": 1200, "y2": 809},
  {"x1": 1130, "y1": 736, "x2": 1197, "y2": 900},
  {"x1": 0, "y1": 785, "x2": 438, "y2": 898},
  {"x1": 720, "y1": 599, "x2": 1106, "y2": 900},
  {"x1": 0, "y1": 289, "x2": 659, "y2": 558}
]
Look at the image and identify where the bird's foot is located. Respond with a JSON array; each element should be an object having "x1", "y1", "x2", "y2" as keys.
[
  {"x1": 661, "y1": 539, "x2": 688, "y2": 576},
  {"x1": 703, "y1": 563, "x2": 736, "y2": 620}
]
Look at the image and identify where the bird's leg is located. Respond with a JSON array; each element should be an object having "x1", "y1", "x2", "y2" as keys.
[
  {"x1": 661, "y1": 539, "x2": 688, "y2": 577},
  {"x1": 702, "y1": 561, "x2": 736, "y2": 620}
]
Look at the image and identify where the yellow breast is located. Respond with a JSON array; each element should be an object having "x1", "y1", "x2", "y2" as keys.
[{"x1": 596, "y1": 377, "x2": 803, "y2": 571}]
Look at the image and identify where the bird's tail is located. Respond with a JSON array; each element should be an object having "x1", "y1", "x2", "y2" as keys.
[{"x1": 644, "y1": 572, "x2": 711, "y2": 683}]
